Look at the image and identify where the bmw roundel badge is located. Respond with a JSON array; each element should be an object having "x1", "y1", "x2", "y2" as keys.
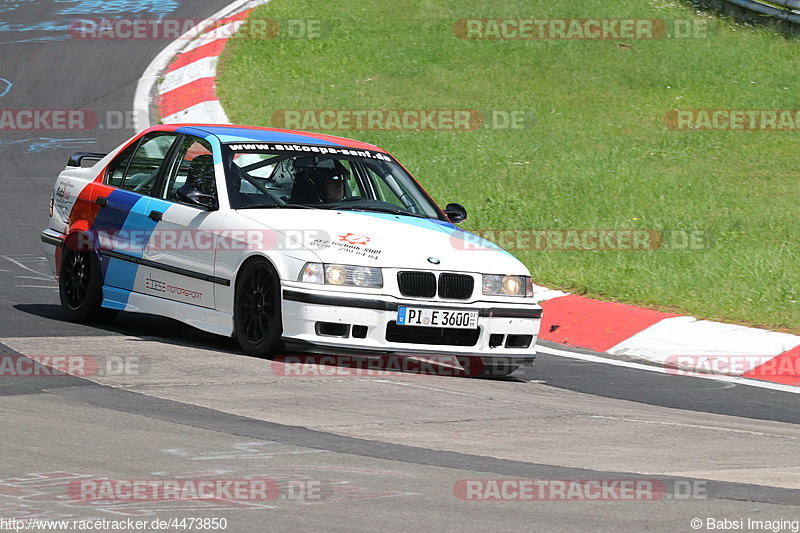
[{"x1": 427, "y1": 257, "x2": 440, "y2": 264}]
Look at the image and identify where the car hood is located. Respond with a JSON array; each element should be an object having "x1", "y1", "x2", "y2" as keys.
[{"x1": 236, "y1": 208, "x2": 528, "y2": 275}]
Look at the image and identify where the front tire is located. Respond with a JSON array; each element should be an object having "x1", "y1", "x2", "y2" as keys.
[
  {"x1": 59, "y1": 244, "x2": 116, "y2": 324},
  {"x1": 233, "y1": 258, "x2": 283, "y2": 357}
]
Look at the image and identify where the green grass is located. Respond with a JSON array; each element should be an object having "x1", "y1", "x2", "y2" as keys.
[{"x1": 217, "y1": 0, "x2": 800, "y2": 333}]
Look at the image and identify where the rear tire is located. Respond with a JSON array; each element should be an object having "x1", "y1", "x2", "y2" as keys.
[
  {"x1": 59, "y1": 244, "x2": 116, "y2": 324},
  {"x1": 233, "y1": 258, "x2": 283, "y2": 357}
]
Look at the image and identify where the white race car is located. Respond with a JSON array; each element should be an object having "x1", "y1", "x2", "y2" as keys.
[{"x1": 42, "y1": 124, "x2": 542, "y2": 376}]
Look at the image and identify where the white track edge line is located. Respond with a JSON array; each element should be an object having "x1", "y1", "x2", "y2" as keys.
[{"x1": 537, "y1": 345, "x2": 800, "y2": 394}]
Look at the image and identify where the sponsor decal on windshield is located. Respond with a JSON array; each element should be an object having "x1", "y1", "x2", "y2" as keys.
[{"x1": 226, "y1": 142, "x2": 392, "y2": 162}]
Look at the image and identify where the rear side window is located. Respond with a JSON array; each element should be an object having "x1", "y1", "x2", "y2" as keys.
[
  {"x1": 106, "y1": 133, "x2": 178, "y2": 195},
  {"x1": 106, "y1": 145, "x2": 135, "y2": 187}
]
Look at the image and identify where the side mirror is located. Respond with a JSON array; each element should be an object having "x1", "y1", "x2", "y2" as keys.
[
  {"x1": 444, "y1": 203, "x2": 467, "y2": 224},
  {"x1": 176, "y1": 184, "x2": 217, "y2": 210}
]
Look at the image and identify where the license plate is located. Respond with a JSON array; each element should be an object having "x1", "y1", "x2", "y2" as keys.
[{"x1": 397, "y1": 307, "x2": 479, "y2": 329}]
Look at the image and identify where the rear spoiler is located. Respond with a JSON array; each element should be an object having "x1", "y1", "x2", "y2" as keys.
[{"x1": 67, "y1": 152, "x2": 107, "y2": 167}]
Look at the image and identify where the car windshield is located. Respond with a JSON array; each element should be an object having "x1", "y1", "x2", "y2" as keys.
[{"x1": 223, "y1": 143, "x2": 444, "y2": 219}]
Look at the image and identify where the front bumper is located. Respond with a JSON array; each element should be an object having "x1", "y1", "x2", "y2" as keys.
[{"x1": 280, "y1": 284, "x2": 541, "y2": 363}]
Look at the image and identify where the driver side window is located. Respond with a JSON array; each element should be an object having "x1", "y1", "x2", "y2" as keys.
[{"x1": 163, "y1": 136, "x2": 215, "y2": 202}]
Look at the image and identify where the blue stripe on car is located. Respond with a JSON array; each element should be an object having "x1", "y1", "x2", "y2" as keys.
[
  {"x1": 98, "y1": 194, "x2": 174, "y2": 307},
  {"x1": 102, "y1": 286, "x2": 133, "y2": 311},
  {"x1": 92, "y1": 188, "x2": 141, "y2": 279}
]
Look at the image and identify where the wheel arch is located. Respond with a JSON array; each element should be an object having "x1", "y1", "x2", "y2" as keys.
[
  {"x1": 59, "y1": 228, "x2": 101, "y2": 277},
  {"x1": 233, "y1": 253, "x2": 282, "y2": 294}
]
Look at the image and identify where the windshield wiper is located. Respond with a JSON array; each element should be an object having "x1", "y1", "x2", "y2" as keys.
[
  {"x1": 235, "y1": 203, "x2": 320, "y2": 210},
  {"x1": 335, "y1": 206, "x2": 429, "y2": 218}
]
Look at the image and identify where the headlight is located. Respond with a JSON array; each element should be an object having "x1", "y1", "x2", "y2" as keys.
[
  {"x1": 299, "y1": 263, "x2": 383, "y2": 288},
  {"x1": 482, "y1": 274, "x2": 533, "y2": 297},
  {"x1": 300, "y1": 263, "x2": 324, "y2": 284}
]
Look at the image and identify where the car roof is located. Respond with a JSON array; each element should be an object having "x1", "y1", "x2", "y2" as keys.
[{"x1": 147, "y1": 123, "x2": 387, "y2": 153}]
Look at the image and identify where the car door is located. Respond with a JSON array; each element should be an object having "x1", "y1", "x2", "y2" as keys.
[
  {"x1": 96, "y1": 131, "x2": 181, "y2": 306},
  {"x1": 135, "y1": 134, "x2": 226, "y2": 310}
]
